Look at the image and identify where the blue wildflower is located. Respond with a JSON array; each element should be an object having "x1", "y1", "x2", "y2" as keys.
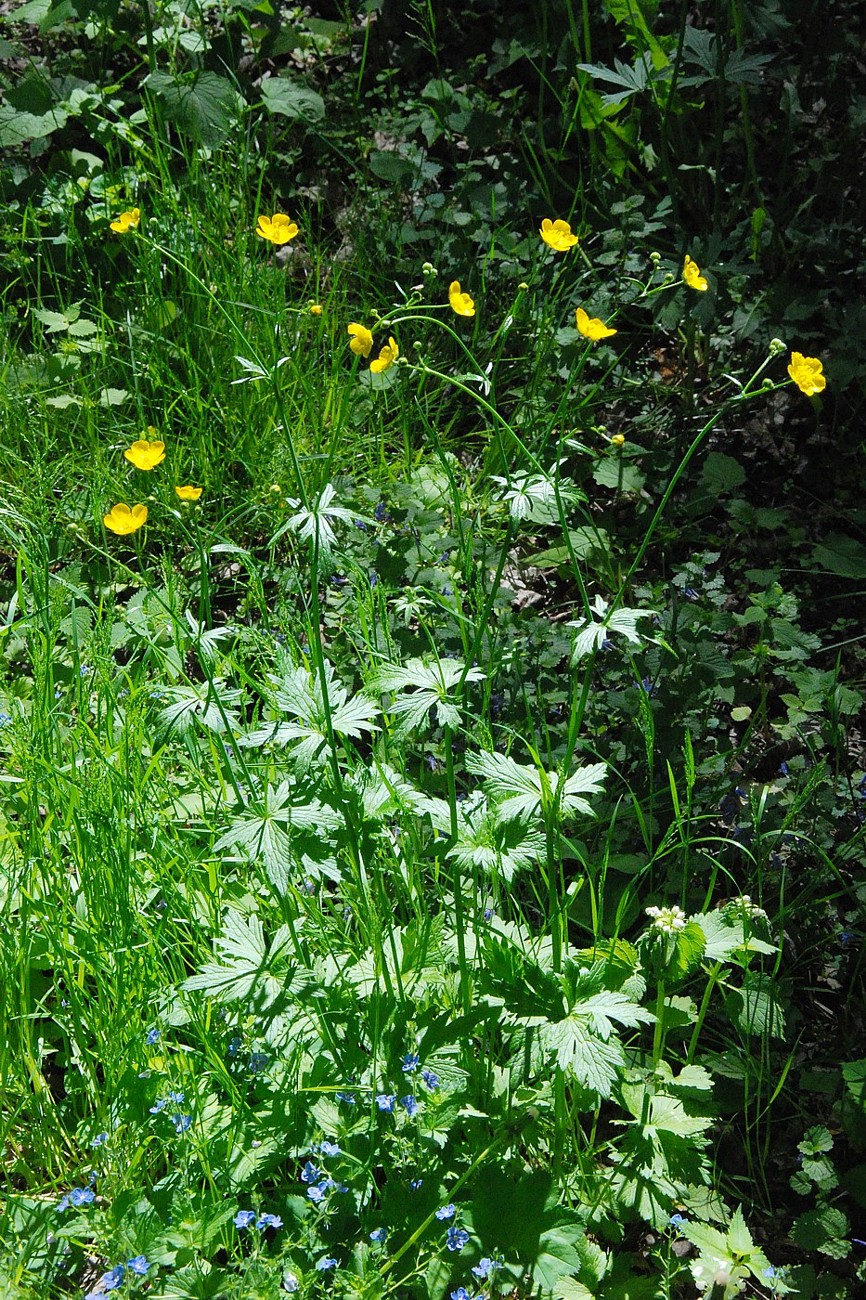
[
  {"x1": 375, "y1": 1093, "x2": 396, "y2": 1112},
  {"x1": 127, "y1": 1256, "x2": 150, "y2": 1276},
  {"x1": 145, "y1": 1027, "x2": 160, "y2": 1045},
  {"x1": 472, "y1": 1258, "x2": 496, "y2": 1280},
  {"x1": 446, "y1": 1227, "x2": 470, "y2": 1252},
  {"x1": 435, "y1": 1204, "x2": 456, "y2": 1220},
  {"x1": 0, "y1": 712, "x2": 11, "y2": 728},
  {"x1": 91, "y1": 1132, "x2": 109, "y2": 1147},
  {"x1": 149, "y1": 1098, "x2": 167, "y2": 1113},
  {"x1": 167, "y1": 1090, "x2": 185, "y2": 1104},
  {"x1": 421, "y1": 1068, "x2": 439, "y2": 1090},
  {"x1": 483, "y1": 907, "x2": 495, "y2": 922},
  {"x1": 300, "y1": 1161, "x2": 320, "y2": 1183},
  {"x1": 227, "y1": 1035, "x2": 242, "y2": 1056},
  {"x1": 401, "y1": 1052, "x2": 420, "y2": 1073},
  {"x1": 69, "y1": 1187, "x2": 95, "y2": 1207},
  {"x1": 86, "y1": 1264, "x2": 124, "y2": 1297},
  {"x1": 668, "y1": 1213, "x2": 686, "y2": 1228},
  {"x1": 234, "y1": 1210, "x2": 256, "y2": 1229},
  {"x1": 307, "y1": 1184, "x2": 327, "y2": 1203},
  {"x1": 318, "y1": 1140, "x2": 341, "y2": 1156},
  {"x1": 248, "y1": 1051, "x2": 270, "y2": 1074},
  {"x1": 369, "y1": 1227, "x2": 388, "y2": 1244},
  {"x1": 763, "y1": 1265, "x2": 776, "y2": 1279},
  {"x1": 410, "y1": 1178, "x2": 423, "y2": 1191},
  {"x1": 399, "y1": 1095, "x2": 420, "y2": 1116},
  {"x1": 257, "y1": 1213, "x2": 283, "y2": 1230},
  {"x1": 335, "y1": 1091, "x2": 355, "y2": 1105},
  {"x1": 316, "y1": 1257, "x2": 338, "y2": 1271},
  {"x1": 283, "y1": 1272, "x2": 299, "y2": 1292},
  {"x1": 451, "y1": 1289, "x2": 472, "y2": 1300},
  {"x1": 172, "y1": 1114, "x2": 192, "y2": 1134}
]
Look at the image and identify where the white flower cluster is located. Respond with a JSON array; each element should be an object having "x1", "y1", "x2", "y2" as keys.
[{"x1": 645, "y1": 904, "x2": 687, "y2": 935}]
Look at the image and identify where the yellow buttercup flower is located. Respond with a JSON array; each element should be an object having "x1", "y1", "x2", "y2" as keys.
[
  {"x1": 309, "y1": 303, "x2": 323, "y2": 316},
  {"x1": 370, "y1": 337, "x2": 399, "y2": 374},
  {"x1": 576, "y1": 307, "x2": 617, "y2": 340},
  {"x1": 448, "y1": 281, "x2": 475, "y2": 318},
  {"x1": 255, "y1": 213, "x2": 299, "y2": 246},
  {"x1": 610, "y1": 434, "x2": 626, "y2": 447},
  {"x1": 110, "y1": 208, "x2": 140, "y2": 234},
  {"x1": 787, "y1": 352, "x2": 826, "y2": 396},
  {"x1": 175, "y1": 485, "x2": 203, "y2": 501},
  {"x1": 683, "y1": 255, "x2": 708, "y2": 291},
  {"x1": 104, "y1": 503, "x2": 148, "y2": 535},
  {"x1": 348, "y1": 323, "x2": 374, "y2": 358},
  {"x1": 124, "y1": 439, "x2": 166, "y2": 471},
  {"x1": 540, "y1": 218, "x2": 578, "y2": 251}
]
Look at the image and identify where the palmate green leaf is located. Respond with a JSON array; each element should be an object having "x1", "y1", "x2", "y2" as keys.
[
  {"x1": 157, "y1": 680, "x2": 243, "y2": 737},
  {"x1": 447, "y1": 792, "x2": 547, "y2": 882},
  {"x1": 241, "y1": 659, "x2": 379, "y2": 769},
  {"x1": 541, "y1": 1018, "x2": 626, "y2": 1096},
  {"x1": 182, "y1": 910, "x2": 307, "y2": 1007},
  {"x1": 467, "y1": 750, "x2": 606, "y2": 822},
  {"x1": 373, "y1": 656, "x2": 483, "y2": 734},
  {"x1": 214, "y1": 781, "x2": 343, "y2": 893},
  {"x1": 569, "y1": 594, "x2": 654, "y2": 663}
]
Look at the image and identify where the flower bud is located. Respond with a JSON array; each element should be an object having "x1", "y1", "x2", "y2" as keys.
[
  {"x1": 611, "y1": 433, "x2": 625, "y2": 447},
  {"x1": 649, "y1": 251, "x2": 661, "y2": 265},
  {"x1": 769, "y1": 337, "x2": 786, "y2": 355},
  {"x1": 421, "y1": 262, "x2": 437, "y2": 278},
  {"x1": 518, "y1": 281, "x2": 529, "y2": 291}
]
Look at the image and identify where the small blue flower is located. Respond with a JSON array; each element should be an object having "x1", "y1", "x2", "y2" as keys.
[
  {"x1": 435, "y1": 1204, "x2": 456, "y2": 1220},
  {"x1": 335, "y1": 1091, "x2": 355, "y2": 1105},
  {"x1": 70, "y1": 1187, "x2": 95, "y2": 1207},
  {"x1": 451, "y1": 1289, "x2": 471, "y2": 1300},
  {"x1": 91, "y1": 1132, "x2": 109, "y2": 1147},
  {"x1": 126, "y1": 1256, "x2": 150, "y2": 1276},
  {"x1": 402, "y1": 1052, "x2": 420, "y2": 1073},
  {"x1": 0, "y1": 712, "x2": 11, "y2": 728},
  {"x1": 234, "y1": 1210, "x2": 256, "y2": 1229},
  {"x1": 227, "y1": 1035, "x2": 243, "y2": 1056},
  {"x1": 283, "y1": 1272, "x2": 300, "y2": 1292},
  {"x1": 668, "y1": 1213, "x2": 686, "y2": 1228},
  {"x1": 763, "y1": 1265, "x2": 776, "y2": 1279},
  {"x1": 318, "y1": 1139, "x2": 341, "y2": 1156},
  {"x1": 79, "y1": 665, "x2": 92, "y2": 678},
  {"x1": 167, "y1": 1090, "x2": 185, "y2": 1104},
  {"x1": 249, "y1": 1051, "x2": 270, "y2": 1074},
  {"x1": 369, "y1": 1227, "x2": 388, "y2": 1244},
  {"x1": 172, "y1": 1113, "x2": 192, "y2": 1134},
  {"x1": 375, "y1": 1093, "x2": 396, "y2": 1112},
  {"x1": 300, "y1": 1161, "x2": 320, "y2": 1183},
  {"x1": 308, "y1": 1184, "x2": 327, "y2": 1203},
  {"x1": 472, "y1": 1258, "x2": 496, "y2": 1280},
  {"x1": 56, "y1": 1196, "x2": 70, "y2": 1212},
  {"x1": 421, "y1": 1068, "x2": 439, "y2": 1090},
  {"x1": 410, "y1": 1178, "x2": 423, "y2": 1191},
  {"x1": 446, "y1": 1227, "x2": 470, "y2": 1253},
  {"x1": 316, "y1": 1256, "x2": 338, "y2": 1271},
  {"x1": 399, "y1": 1095, "x2": 420, "y2": 1116},
  {"x1": 149, "y1": 1098, "x2": 167, "y2": 1114},
  {"x1": 92, "y1": 1264, "x2": 125, "y2": 1295},
  {"x1": 145, "y1": 1027, "x2": 160, "y2": 1045},
  {"x1": 483, "y1": 907, "x2": 495, "y2": 922},
  {"x1": 257, "y1": 1213, "x2": 283, "y2": 1230}
]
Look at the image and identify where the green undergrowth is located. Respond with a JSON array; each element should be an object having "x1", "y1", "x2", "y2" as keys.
[{"x1": 1, "y1": 3, "x2": 865, "y2": 1300}]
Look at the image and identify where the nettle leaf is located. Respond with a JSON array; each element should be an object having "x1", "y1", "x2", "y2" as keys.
[
  {"x1": 146, "y1": 71, "x2": 239, "y2": 145},
  {"x1": 261, "y1": 76, "x2": 326, "y2": 123},
  {"x1": 541, "y1": 1017, "x2": 626, "y2": 1095},
  {"x1": 467, "y1": 750, "x2": 606, "y2": 823},
  {"x1": 182, "y1": 911, "x2": 309, "y2": 1008},
  {"x1": 725, "y1": 972, "x2": 786, "y2": 1037}
]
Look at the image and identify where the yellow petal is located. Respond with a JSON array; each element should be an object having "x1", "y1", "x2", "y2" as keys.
[
  {"x1": 175, "y1": 485, "x2": 203, "y2": 501},
  {"x1": 540, "y1": 218, "x2": 578, "y2": 251},
  {"x1": 683, "y1": 255, "x2": 708, "y2": 291},
  {"x1": 348, "y1": 323, "x2": 373, "y2": 357},
  {"x1": 104, "y1": 503, "x2": 148, "y2": 535}
]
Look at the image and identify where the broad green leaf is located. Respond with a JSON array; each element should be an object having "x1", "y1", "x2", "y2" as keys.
[
  {"x1": 0, "y1": 104, "x2": 67, "y2": 144},
  {"x1": 146, "y1": 71, "x2": 238, "y2": 145},
  {"x1": 261, "y1": 76, "x2": 325, "y2": 123}
]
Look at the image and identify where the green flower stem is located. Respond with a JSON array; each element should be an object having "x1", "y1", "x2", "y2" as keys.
[
  {"x1": 652, "y1": 977, "x2": 667, "y2": 1066},
  {"x1": 379, "y1": 1139, "x2": 499, "y2": 1279},
  {"x1": 687, "y1": 961, "x2": 724, "y2": 1063},
  {"x1": 444, "y1": 725, "x2": 470, "y2": 1014}
]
